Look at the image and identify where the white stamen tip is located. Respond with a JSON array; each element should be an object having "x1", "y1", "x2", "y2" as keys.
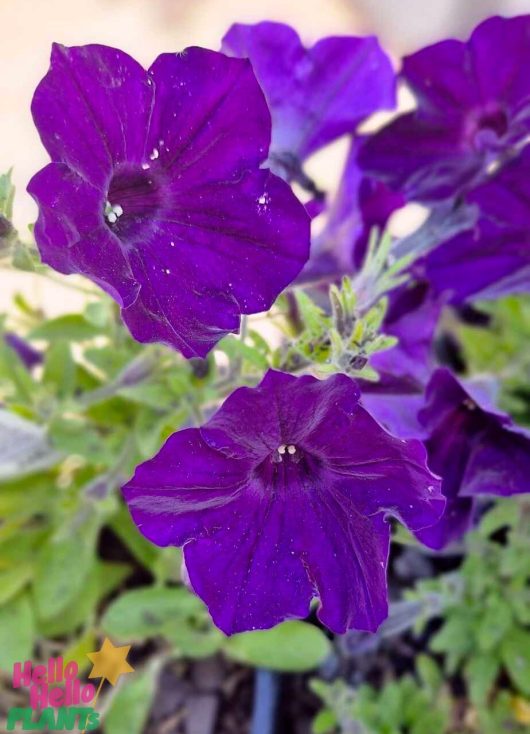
[
  {"x1": 278, "y1": 444, "x2": 287, "y2": 455},
  {"x1": 287, "y1": 445, "x2": 297, "y2": 455},
  {"x1": 149, "y1": 148, "x2": 159, "y2": 160},
  {"x1": 107, "y1": 211, "x2": 117, "y2": 224},
  {"x1": 141, "y1": 162, "x2": 150, "y2": 170},
  {"x1": 113, "y1": 204, "x2": 123, "y2": 217}
]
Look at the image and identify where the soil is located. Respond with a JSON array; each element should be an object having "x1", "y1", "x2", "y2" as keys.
[{"x1": 143, "y1": 657, "x2": 320, "y2": 734}]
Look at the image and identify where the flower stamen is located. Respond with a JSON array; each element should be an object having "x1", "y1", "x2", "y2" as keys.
[{"x1": 105, "y1": 201, "x2": 124, "y2": 224}]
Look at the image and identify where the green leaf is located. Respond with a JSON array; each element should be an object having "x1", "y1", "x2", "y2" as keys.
[
  {"x1": 34, "y1": 525, "x2": 98, "y2": 620},
  {"x1": 0, "y1": 169, "x2": 15, "y2": 219},
  {"x1": 63, "y1": 629, "x2": 97, "y2": 674},
  {"x1": 109, "y1": 506, "x2": 159, "y2": 571},
  {"x1": 465, "y1": 654, "x2": 500, "y2": 704},
  {"x1": 430, "y1": 614, "x2": 474, "y2": 659},
  {"x1": 0, "y1": 526, "x2": 46, "y2": 568},
  {"x1": 104, "y1": 659, "x2": 161, "y2": 734},
  {"x1": 296, "y1": 291, "x2": 331, "y2": 335},
  {"x1": 223, "y1": 621, "x2": 330, "y2": 672},
  {"x1": 39, "y1": 562, "x2": 130, "y2": 637},
  {"x1": 0, "y1": 592, "x2": 34, "y2": 672},
  {"x1": 166, "y1": 619, "x2": 223, "y2": 658},
  {"x1": 102, "y1": 586, "x2": 222, "y2": 657},
  {"x1": 12, "y1": 239, "x2": 37, "y2": 271},
  {"x1": 0, "y1": 563, "x2": 32, "y2": 605},
  {"x1": 416, "y1": 654, "x2": 442, "y2": 695},
  {"x1": 501, "y1": 629, "x2": 530, "y2": 695},
  {"x1": 85, "y1": 300, "x2": 111, "y2": 329},
  {"x1": 479, "y1": 501, "x2": 519, "y2": 537},
  {"x1": 118, "y1": 382, "x2": 175, "y2": 409},
  {"x1": 29, "y1": 314, "x2": 103, "y2": 342},
  {"x1": 42, "y1": 340, "x2": 75, "y2": 398},
  {"x1": 312, "y1": 708, "x2": 337, "y2": 734},
  {"x1": 0, "y1": 342, "x2": 35, "y2": 403},
  {"x1": 411, "y1": 710, "x2": 448, "y2": 734},
  {"x1": 48, "y1": 416, "x2": 112, "y2": 464},
  {"x1": 477, "y1": 598, "x2": 513, "y2": 652},
  {"x1": 217, "y1": 335, "x2": 269, "y2": 370}
]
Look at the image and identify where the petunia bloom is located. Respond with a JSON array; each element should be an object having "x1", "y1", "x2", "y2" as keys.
[
  {"x1": 222, "y1": 22, "x2": 396, "y2": 180},
  {"x1": 424, "y1": 145, "x2": 530, "y2": 303},
  {"x1": 366, "y1": 368, "x2": 530, "y2": 550},
  {"x1": 3, "y1": 333, "x2": 42, "y2": 370},
  {"x1": 123, "y1": 369, "x2": 443, "y2": 634},
  {"x1": 359, "y1": 15, "x2": 530, "y2": 202},
  {"x1": 28, "y1": 44, "x2": 310, "y2": 358}
]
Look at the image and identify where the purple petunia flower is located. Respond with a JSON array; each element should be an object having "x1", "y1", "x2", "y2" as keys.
[
  {"x1": 123, "y1": 369, "x2": 443, "y2": 634},
  {"x1": 359, "y1": 15, "x2": 530, "y2": 202},
  {"x1": 365, "y1": 368, "x2": 530, "y2": 550},
  {"x1": 3, "y1": 333, "x2": 42, "y2": 370},
  {"x1": 28, "y1": 44, "x2": 310, "y2": 357},
  {"x1": 425, "y1": 145, "x2": 530, "y2": 303},
  {"x1": 301, "y1": 138, "x2": 404, "y2": 282},
  {"x1": 222, "y1": 22, "x2": 396, "y2": 181}
]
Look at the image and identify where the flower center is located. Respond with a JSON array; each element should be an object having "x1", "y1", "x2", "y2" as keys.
[
  {"x1": 277, "y1": 444, "x2": 297, "y2": 457},
  {"x1": 104, "y1": 166, "x2": 167, "y2": 243},
  {"x1": 477, "y1": 108, "x2": 509, "y2": 138},
  {"x1": 467, "y1": 105, "x2": 509, "y2": 152},
  {"x1": 272, "y1": 444, "x2": 300, "y2": 465}
]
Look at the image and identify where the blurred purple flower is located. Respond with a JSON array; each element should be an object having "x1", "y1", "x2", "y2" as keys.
[
  {"x1": 359, "y1": 15, "x2": 530, "y2": 202},
  {"x1": 222, "y1": 22, "x2": 396, "y2": 181},
  {"x1": 123, "y1": 370, "x2": 443, "y2": 634},
  {"x1": 425, "y1": 146, "x2": 530, "y2": 303},
  {"x1": 301, "y1": 139, "x2": 404, "y2": 282},
  {"x1": 365, "y1": 368, "x2": 530, "y2": 550},
  {"x1": 369, "y1": 281, "x2": 443, "y2": 391},
  {"x1": 28, "y1": 44, "x2": 310, "y2": 358},
  {"x1": 4, "y1": 333, "x2": 42, "y2": 370},
  {"x1": 415, "y1": 369, "x2": 530, "y2": 549}
]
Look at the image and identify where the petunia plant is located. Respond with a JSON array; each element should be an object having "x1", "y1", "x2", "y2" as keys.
[{"x1": 1, "y1": 13, "x2": 530, "y2": 732}]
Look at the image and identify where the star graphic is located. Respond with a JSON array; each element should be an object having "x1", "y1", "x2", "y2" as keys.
[{"x1": 86, "y1": 638, "x2": 134, "y2": 686}]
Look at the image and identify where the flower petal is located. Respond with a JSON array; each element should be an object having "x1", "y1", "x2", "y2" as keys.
[
  {"x1": 184, "y1": 489, "x2": 315, "y2": 634},
  {"x1": 359, "y1": 16, "x2": 530, "y2": 202},
  {"x1": 146, "y1": 47, "x2": 270, "y2": 184},
  {"x1": 426, "y1": 148, "x2": 530, "y2": 302},
  {"x1": 122, "y1": 428, "x2": 253, "y2": 548},
  {"x1": 298, "y1": 486, "x2": 391, "y2": 633},
  {"x1": 414, "y1": 497, "x2": 475, "y2": 551},
  {"x1": 358, "y1": 113, "x2": 482, "y2": 202},
  {"x1": 27, "y1": 162, "x2": 139, "y2": 307},
  {"x1": 305, "y1": 402, "x2": 444, "y2": 532},
  {"x1": 462, "y1": 425, "x2": 530, "y2": 497},
  {"x1": 119, "y1": 169, "x2": 309, "y2": 356},
  {"x1": 222, "y1": 22, "x2": 396, "y2": 161},
  {"x1": 202, "y1": 371, "x2": 361, "y2": 461},
  {"x1": 32, "y1": 44, "x2": 153, "y2": 188}
]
